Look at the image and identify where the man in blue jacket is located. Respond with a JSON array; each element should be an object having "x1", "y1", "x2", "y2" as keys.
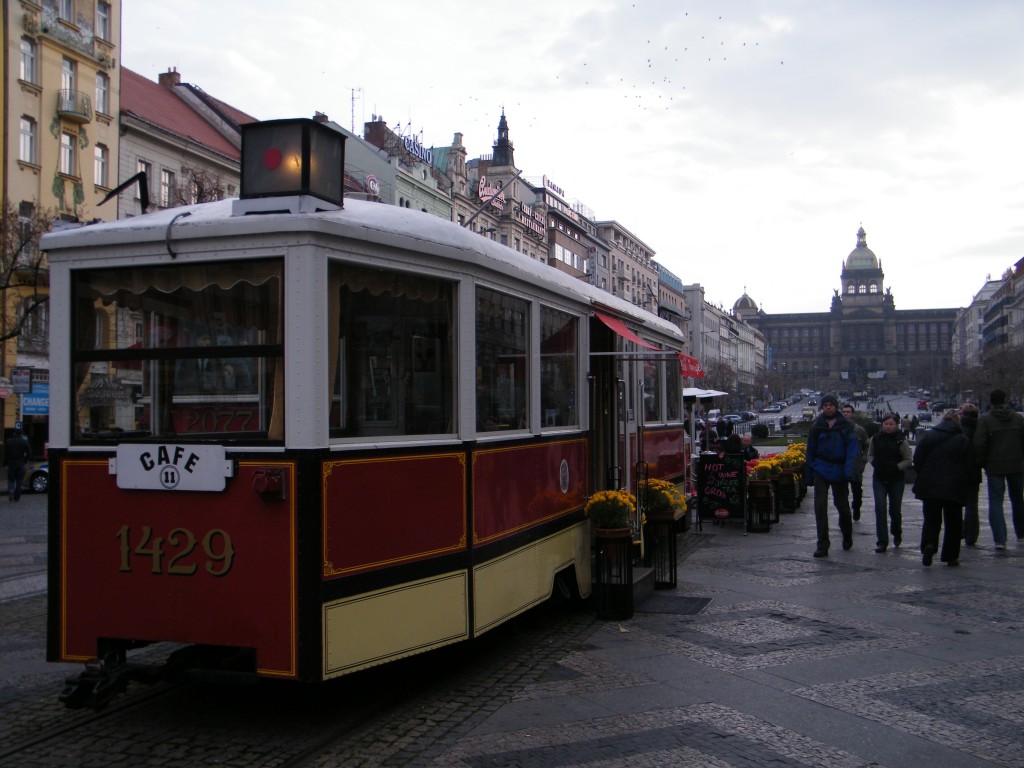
[{"x1": 806, "y1": 393, "x2": 859, "y2": 557}]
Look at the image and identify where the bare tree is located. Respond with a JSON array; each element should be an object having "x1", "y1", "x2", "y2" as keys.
[
  {"x1": 701, "y1": 360, "x2": 736, "y2": 396},
  {"x1": 175, "y1": 166, "x2": 227, "y2": 206},
  {"x1": 0, "y1": 200, "x2": 53, "y2": 343}
]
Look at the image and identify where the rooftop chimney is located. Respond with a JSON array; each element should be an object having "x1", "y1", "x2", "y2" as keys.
[{"x1": 158, "y1": 67, "x2": 181, "y2": 88}]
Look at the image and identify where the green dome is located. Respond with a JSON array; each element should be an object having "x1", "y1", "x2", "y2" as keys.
[{"x1": 846, "y1": 226, "x2": 879, "y2": 270}]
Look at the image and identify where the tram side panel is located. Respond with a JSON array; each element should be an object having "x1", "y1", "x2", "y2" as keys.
[
  {"x1": 49, "y1": 455, "x2": 299, "y2": 679},
  {"x1": 319, "y1": 438, "x2": 590, "y2": 678},
  {"x1": 320, "y1": 452, "x2": 470, "y2": 678},
  {"x1": 471, "y1": 438, "x2": 590, "y2": 633}
]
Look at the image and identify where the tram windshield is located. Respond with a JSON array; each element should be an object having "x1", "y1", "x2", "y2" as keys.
[{"x1": 71, "y1": 260, "x2": 284, "y2": 442}]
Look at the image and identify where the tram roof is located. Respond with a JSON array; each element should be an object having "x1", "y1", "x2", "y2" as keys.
[{"x1": 43, "y1": 197, "x2": 684, "y2": 345}]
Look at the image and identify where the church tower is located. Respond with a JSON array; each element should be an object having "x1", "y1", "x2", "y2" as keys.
[{"x1": 492, "y1": 110, "x2": 515, "y2": 167}]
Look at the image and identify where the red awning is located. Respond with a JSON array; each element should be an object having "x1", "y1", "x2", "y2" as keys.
[{"x1": 594, "y1": 312, "x2": 658, "y2": 350}]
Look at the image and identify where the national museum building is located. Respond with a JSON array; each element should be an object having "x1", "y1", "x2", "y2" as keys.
[{"x1": 733, "y1": 228, "x2": 958, "y2": 396}]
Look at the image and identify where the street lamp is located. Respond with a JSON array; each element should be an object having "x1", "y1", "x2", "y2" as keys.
[{"x1": 814, "y1": 363, "x2": 818, "y2": 392}]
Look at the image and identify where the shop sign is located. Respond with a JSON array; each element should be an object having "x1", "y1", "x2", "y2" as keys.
[
  {"x1": 478, "y1": 175, "x2": 506, "y2": 211},
  {"x1": 21, "y1": 382, "x2": 49, "y2": 415},
  {"x1": 402, "y1": 135, "x2": 432, "y2": 165},
  {"x1": 12, "y1": 369, "x2": 32, "y2": 394},
  {"x1": 114, "y1": 443, "x2": 233, "y2": 492}
]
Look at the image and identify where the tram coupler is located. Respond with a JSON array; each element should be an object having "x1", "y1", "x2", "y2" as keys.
[{"x1": 59, "y1": 652, "x2": 161, "y2": 710}]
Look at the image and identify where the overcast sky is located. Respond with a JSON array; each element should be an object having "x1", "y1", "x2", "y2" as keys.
[{"x1": 122, "y1": 0, "x2": 1024, "y2": 314}]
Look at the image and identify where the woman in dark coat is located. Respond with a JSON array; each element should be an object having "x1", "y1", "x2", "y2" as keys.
[
  {"x1": 866, "y1": 413, "x2": 913, "y2": 552},
  {"x1": 912, "y1": 410, "x2": 972, "y2": 566},
  {"x1": 959, "y1": 403, "x2": 983, "y2": 545}
]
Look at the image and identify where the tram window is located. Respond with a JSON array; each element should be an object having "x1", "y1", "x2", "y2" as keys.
[
  {"x1": 665, "y1": 351, "x2": 682, "y2": 422},
  {"x1": 643, "y1": 353, "x2": 662, "y2": 423},
  {"x1": 476, "y1": 287, "x2": 528, "y2": 432},
  {"x1": 329, "y1": 263, "x2": 454, "y2": 438},
  {"x1": 71, "y1": 261, "x2": 283, "y2": 441},
  {"x1": 540, "y1": 307, "x2": 577, "y2": 428}
]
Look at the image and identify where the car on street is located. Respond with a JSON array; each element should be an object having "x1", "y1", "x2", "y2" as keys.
[
  {"x1": 722, "y1": 414, "x2": 742, "y2": 424},
  {"x1": 22, "y1": 461, "x2": 48, "y2": 493},
  {"x1": 918, "y1": 412, "x2": 933, "y2": 423},
  {"x1": 761, "y1": 404, "x2": 783, "y2": 413},
  {"x1": 807, "y1": 398, "x2": 817, "y2": 406},
  {"x1": 740, "y1": 411, "x2": 757, "y2": 422}
]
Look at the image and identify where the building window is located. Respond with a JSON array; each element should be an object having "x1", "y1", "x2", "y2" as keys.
[
  {"x1": 160, "y1": 169, "x2": 176, "y2": 207},
  {"x1": 94, "y1": 144, "x2": 109, "y2": 187},
  {"x1": 20, "y1": 38, "x2": 36, "y2": 83},
  {"x1": 95, "y1": 71, "x2": 109, "y2": 114},
  {"x1": 60, "y1": 0, "x2": 74, "y2": 21},
  {"x1": 62, "y1": 57, "x2": 76, "y2": 92},
  {"x1": 60, "y1": 131, "x2": 77, "y2": 176},
  {"x1": 19, "y1": 117, "x2": 37, "y2": 164},
  {"x1": 96, "y1": 1, "x2": 111, "y2": 40}
]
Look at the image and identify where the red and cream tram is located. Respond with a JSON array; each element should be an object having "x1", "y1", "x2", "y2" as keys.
[{"x1": 44, "y1": 119, "x2": 690, "y2": 706}]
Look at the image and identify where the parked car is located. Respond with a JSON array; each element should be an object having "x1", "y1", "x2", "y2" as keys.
[
  {"x1": 761, "y1": 404, "x2": 783, "y2": 413},
  {"x1": 23, "y1": 461, "x2": 48, "y2": 493},
  {"x1": 930, "y1": 401, "x2": 951, "y2": 412},
  {"x1": 740, "y1": 411, "x2": 757, "y2": 422},
  {"x1": 722, "y1": 414, "x2": 742, "y2": 424}
]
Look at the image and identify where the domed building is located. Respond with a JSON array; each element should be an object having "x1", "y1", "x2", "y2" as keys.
[{"x1": 733, "y1": 227, "x2": 958, "y2": 395}]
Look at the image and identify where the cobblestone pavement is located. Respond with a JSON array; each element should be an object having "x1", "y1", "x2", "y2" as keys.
[
  {"x1": 4, "y1": 482, "x2": 1024, "y2": 766},
  {"x1": 313, "y1": 481, "x2": 1023, "y2": 767}
]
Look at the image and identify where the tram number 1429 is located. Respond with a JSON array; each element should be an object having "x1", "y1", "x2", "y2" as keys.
[{"x1": 116, "y1": 525, "x2": 235, "y2": 576}]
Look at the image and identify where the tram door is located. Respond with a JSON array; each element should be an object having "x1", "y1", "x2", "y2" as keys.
[{"x1": 589, "y1": 318, "x2": 640, "y2": 497}]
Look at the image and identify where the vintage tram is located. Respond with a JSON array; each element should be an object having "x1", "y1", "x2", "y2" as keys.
[{"x1": 44, "y1": 119, "x2": 690, "y2": 706}]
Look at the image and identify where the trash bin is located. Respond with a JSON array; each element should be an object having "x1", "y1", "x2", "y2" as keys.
[
  {"x1": 746, "y1": 480, "x2": 774, "y2": 533},
  {"x1": 593, "y1": 528, "x2": 634, "y2": 619},
  {"x1": 644, "y1": 512, "x2": 677, "y2": 589}
]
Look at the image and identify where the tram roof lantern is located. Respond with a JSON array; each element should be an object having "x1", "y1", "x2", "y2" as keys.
[{"x1": 240, "y1": 118, "x2": 346, "y2": 207}]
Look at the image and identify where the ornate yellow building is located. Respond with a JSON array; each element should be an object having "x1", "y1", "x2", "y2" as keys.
[{"x1": 2, "y1": 0, "x2": 121, "y2": 448}]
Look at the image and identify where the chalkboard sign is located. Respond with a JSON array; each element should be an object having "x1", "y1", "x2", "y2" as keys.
[{"x1": 698, "y1": 452, "x2": 746, "y2": 522}]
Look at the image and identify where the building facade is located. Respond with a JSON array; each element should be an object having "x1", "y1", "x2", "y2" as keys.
[
  {"x1": 118, "y1": 67, "x2": 254, "y2": 217},
  {"x1": 735, "y1": 227, "x2": 958, "y2": 398},
  {"x1": 3, "y1": 0, "x2": 122, "y2": 447}
]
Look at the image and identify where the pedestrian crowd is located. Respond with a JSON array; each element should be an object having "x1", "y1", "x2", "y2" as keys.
[{"x1": 804, "y1": 388, "x2": 1024, "y2": 567}]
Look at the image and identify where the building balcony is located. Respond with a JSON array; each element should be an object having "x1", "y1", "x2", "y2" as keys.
[{"x1": 57, "y1": 90, "x2": 92, "y2": 123}]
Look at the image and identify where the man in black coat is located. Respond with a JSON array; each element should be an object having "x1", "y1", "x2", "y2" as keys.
[
  {"x1": 913, "y1": 410, "x2": 971, "y2": 566},
  {"x1": 4, "y1": 428, "x2": 30, "y2": 502}
]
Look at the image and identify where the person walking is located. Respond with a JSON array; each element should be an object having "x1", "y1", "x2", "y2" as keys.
[
  {"x1": 842, "y1": 403, "x2": 869, "y2": 521},
  {"x1": 913, "y1": 410, "x2": 971, "y2": 566},
  {"x1": 902, "y1": 414, "x2": 913, "y2": 441},
  {"x1": 4, "y1": 428, "x2": 30, "y2": 502},
  {"x1": 806, "y1": 393, "x2": 859, "y2": 558},
  {"x1": 959, "y1": 403, "x2": 983, "y2": 545},
  {"x1": 867, "y1": 413, "x2": 912, "y2": 552},
  {"x1": 972, "y1": 388, "x2": 1024, "y2": 549}
]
